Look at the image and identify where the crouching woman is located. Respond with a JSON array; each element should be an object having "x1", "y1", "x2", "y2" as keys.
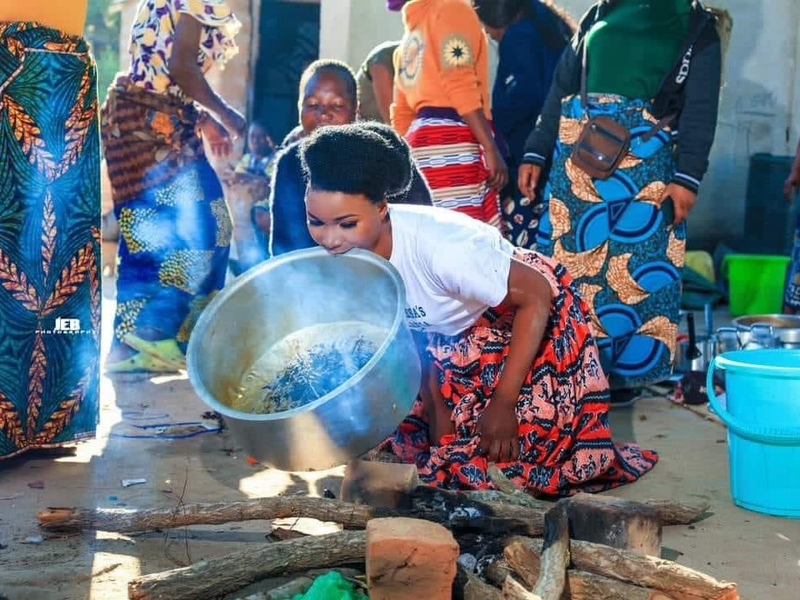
[{"x1": 298, "y1": 123, "x2": 657, "y2": 496}]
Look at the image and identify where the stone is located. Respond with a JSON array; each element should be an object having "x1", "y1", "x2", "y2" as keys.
[
  {"x1": 340, "y1": 459, "x2": 420, "y2": 508},
  {"x1": 566, "y1": 493, "x2": 662, "y2": 557},
  {"x1": 366, "y1": 517, "x2": 459, "y2": 600}
]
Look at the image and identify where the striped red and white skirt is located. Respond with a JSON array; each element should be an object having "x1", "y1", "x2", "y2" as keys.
[{"x1": 406, "y1": 107, "x2": 504, "y2": 232}]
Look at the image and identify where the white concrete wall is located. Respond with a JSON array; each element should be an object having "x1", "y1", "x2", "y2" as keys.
[
  {"x1": 318, "y1": 0, "x2": 800, "y2": 250},
  {"x1": 692, "y1": 0, "x2": 798, "y2": 247},
  {"x1": 117, "y1": 0, "x2": 137, "y2": 68},
  {"x1": 320, "y1": 0, "x2": 404, "y2": 67}
]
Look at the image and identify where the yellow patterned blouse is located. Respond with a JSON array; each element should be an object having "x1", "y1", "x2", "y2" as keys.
[
  {"x1": 0, "y1": 0, "x2": 88, "y2": 36},
  {"x1": 126, "y1": 0, "x2": 240, "y2": 99}
]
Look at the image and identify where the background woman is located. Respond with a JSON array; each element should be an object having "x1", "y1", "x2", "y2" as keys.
[
  {"x1": 473, "y1": 0, "x2": 575, "y2": 249},
  {"x1": 262, "y1": 60, "x2": 432, "y2": 260},
  {"x1": 299, "y1": 123, "x2": 656, "y2": 496},
  {"x1": 262, "y1": 60, "x2": 360, "y2": 258},
  {"x1": 356, "y1": 40, "x2": 400, "y2": 123},
  {"x1": 518, "y1": 0, "x2": 722, "y2": 402},
  {"x1": 102, "y1": 0, "x2": 246, "y2": 373},
  {"x1": 0, "y1": 1, "x2": 101, "y2": 459},
  {"x1": 784, "y1": 134, "x2": 800, "y2": 313},
  {"x1": 392, "y1": 0, "x2": 508, "y2": 231}
]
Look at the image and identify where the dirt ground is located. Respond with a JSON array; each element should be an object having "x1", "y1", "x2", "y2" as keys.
[{"x1": 1, "y1": 272, "x2": 799, "y2": 599}]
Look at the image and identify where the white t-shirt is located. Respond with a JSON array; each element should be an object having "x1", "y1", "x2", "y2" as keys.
[{"x1": 388, "y1": 205, "x2": 514, "y2": 335}]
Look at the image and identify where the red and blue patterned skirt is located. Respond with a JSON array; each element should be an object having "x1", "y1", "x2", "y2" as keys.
[{"x1": 381, "y1": 250, "x2": 657, "y2": 496}]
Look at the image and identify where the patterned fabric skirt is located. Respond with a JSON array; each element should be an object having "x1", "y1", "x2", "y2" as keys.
[
  {"x1": 101, "y1": 77, "x2": 231, "y2": 352},
  {"x1": 406, "y1": 107, "x2": 504, "y2": 232},
  {"x1": 785, "y1": 216, "x2": 800, "y2": 310},
  {"x1": 501, "y1": 175, "x2": 545, "y2": 250},
  {"x1": 381, "y1": 250, "x2": 657, "y2": 496},
  {"x1": 537, "y1": 94, "x2": 686, "y2": 389},
  {"x1": 0, "y1": 23, "x2": 101, "y2": 460}
]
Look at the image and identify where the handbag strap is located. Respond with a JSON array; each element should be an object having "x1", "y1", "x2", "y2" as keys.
[
  {"x1": 641, "y1": 113, "x2": 677, "y2": 142},
  {"x1": 580, "y1": 39, "x2": 589, "y2": 110}
]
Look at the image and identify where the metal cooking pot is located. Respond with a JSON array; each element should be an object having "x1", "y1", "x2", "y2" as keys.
[
  {"x1": 715, "y1": 314, "x2": 800, "y2": 353},
  {"x1": 187, "y1": 248, "x2": 421, "y2": 471},
  {"x1": 731, "y1": 314, "x2": 800, "y2": 349}
]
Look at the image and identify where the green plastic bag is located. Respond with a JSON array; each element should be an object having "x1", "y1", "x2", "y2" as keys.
[{"x1": 290, "y1": 572, "x2": 368, "y2": 600}]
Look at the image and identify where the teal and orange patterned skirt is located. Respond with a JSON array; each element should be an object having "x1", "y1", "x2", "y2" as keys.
[
  {"x1": 101, "y1": 77, "x2": 231, "y2": 357},
  {"x1": 537, "y1": 94, "x2": 686, "y2": 389},
  {"x1": 0, "y1": 23, "x2": 101, "y2": 460}
]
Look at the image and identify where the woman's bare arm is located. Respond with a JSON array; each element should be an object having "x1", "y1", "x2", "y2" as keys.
[
  {"x1": 169, "y1": 14, "x2": 244, "y2": 136},
  {"x1": 369, "y1": 62, "x2": 395, "y2": 124}
]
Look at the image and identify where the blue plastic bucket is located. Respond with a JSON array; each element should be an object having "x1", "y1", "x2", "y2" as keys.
[{"x1": 707, "y1": 350, "x2": 800, "y2": 518}]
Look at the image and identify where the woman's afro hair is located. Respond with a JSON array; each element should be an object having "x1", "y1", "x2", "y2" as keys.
[{"x1": 299, "y1": 122, "x2": 413, "y2": 203}]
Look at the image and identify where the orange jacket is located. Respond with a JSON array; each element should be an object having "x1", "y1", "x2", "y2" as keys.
[{"x1": 391, "y1": 0, "x2": 491, "y2": 136}]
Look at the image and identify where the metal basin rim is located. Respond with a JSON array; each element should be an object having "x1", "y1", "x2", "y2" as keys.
[{"x1": 186, "y1": 247, "x2": 408, "y2": 422}]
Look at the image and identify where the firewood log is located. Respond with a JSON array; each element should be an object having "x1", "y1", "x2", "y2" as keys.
[
  {"x1": 505, "y1": 537, "x2": 670, "y2": 600},
  {"x1": 640, "y1": 498, "x2": 710, "y2": 526},
  {"x1": 566, "y1": 493, "x2": 662, "y2": 555},
  {"x1": 127, "y1": 531, "x2": 365, "y2": 600},
  {"x1": 40, "y1": 489, "x2": 545, "y2": 537},
  {"x1": 39, "y1": 499, "x2": 378, "y2": 533},
  {"x1": 485, "y1": 558, "x2": 513, "y2": 588},
  {"x1": 503, "y1": 576, "x2": 543, "y2": 600},
  {"x1": 488, "y1": 465, "x2": 525, "y2": 496},
  {"x1": 533, "y1": 501, "x2": 570, "y2": 600},
  {"x1": 38, "y1": 492, "x2": 707, "y2": 545},
  {"x1": 505, "y1": 537, "x2": 738, "y2": 600},
  {"x1": 453, "y1": 565, "x2": 503, "y2": 600}
]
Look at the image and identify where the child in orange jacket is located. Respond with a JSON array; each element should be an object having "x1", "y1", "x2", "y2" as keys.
[{"x1": 391, "y1": 0, "x2": 508, "y2": 231}]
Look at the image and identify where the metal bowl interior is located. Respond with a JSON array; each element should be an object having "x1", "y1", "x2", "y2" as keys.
[{"x1": 186, "y1": 248, "x2": 421, "y2": 470}]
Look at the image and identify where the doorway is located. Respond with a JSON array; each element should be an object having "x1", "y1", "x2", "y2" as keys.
[{"x1": 252, "y1": 0, "x2": 321, "y2": 144}]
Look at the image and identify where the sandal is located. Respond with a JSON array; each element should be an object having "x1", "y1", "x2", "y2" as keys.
[{"x1": 122, "y1": 334, "x2": 186, "y2": 371}]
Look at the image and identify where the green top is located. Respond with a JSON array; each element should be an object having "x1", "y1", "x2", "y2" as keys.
[{"x1": 585, "y1": 0, "x2": 691, "y2": 99}]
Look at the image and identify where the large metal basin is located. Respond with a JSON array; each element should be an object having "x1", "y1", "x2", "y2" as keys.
[{"x1": 187, "y1": 248, "x2": 421, "y2": 471}]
